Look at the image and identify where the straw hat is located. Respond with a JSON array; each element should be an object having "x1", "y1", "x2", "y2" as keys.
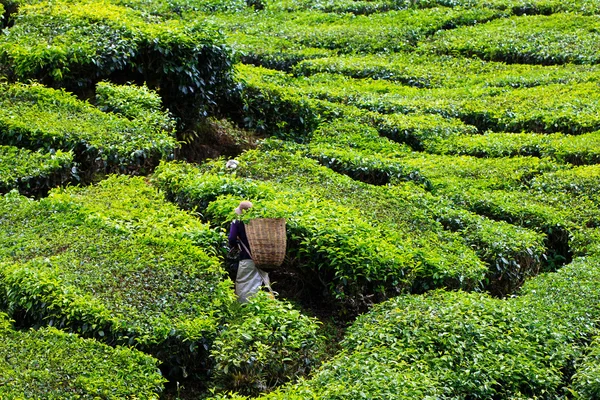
[{"x1": 234, "y1": 200, "x2": 253, "y2": 215}]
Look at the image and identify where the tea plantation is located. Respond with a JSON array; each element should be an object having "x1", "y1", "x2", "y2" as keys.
[{"x1": 1, "y1": 0, "x2": 599, "y2": 398}]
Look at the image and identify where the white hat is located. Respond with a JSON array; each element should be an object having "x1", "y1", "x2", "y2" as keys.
[
  {"x1": 234, "y1": 200, "x2": 253, "y2": 215},
  {"x1": 226, "y1": 159, "x2": 239, "y2": 169}
]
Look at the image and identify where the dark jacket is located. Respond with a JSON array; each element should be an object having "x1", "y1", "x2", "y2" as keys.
[{"x1": 228, "y1": 219, "x2": 252, "y2": 260}]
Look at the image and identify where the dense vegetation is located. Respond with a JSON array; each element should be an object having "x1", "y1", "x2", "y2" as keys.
[{"x1": 1, "y1": 0, "x2": 599, "y2": 398}]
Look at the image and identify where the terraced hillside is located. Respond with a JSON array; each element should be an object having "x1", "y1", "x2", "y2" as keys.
[{"x1": 1, "y1": 0, "x2": 599, "y2": 398}]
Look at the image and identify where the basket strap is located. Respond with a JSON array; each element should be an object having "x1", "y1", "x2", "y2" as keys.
[{"x1": 238, "y1": 237, "x2": 253, "y2": 260}]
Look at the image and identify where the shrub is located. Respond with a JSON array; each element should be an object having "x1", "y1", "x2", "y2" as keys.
[
  {"x1": 236, "y1": 64, "x2": 476, "y2": 146},
  {"x1": 209, "y1": 292, "x2": 323, "y2": 396},
  {"x1": 0, "y1": 82, "x2": 177, "y2": 175},
  {"x1": 0, "y1": 0, "x2": 234, "y2": 123},
  {"x1": 0, "y1": 176, "x2": 236, "y2": 373},
  {"x1": 423, "y1": 130, "x2": 600, "y2": 165},
  {"x1": 154, "y1": 151, "x2": 547, "y2": 299},
  {"x1": 0, "y1": 312, "x2": 165, "y2": 399},
  {"x1": 244, "y1": 63, "x2": 600, "y2": 136},
  {"x1": 293, "y1": 53, "x2": 600, "y2": 89},
  {"x1": 422, "y1": 13, "x2": 600, "y2": 65},
  {"x1": 245, "y1": 256, "x2": 600, "y2": 399},
  {"x1": 572, "y1": 337, "x2": 600, "y2": 398},
  {"x1": 0, "y1": 145, "x2": 73, "y2": 196},
  {"x1": 95, "y1": 81, "x2": 171, "y2": 122}
]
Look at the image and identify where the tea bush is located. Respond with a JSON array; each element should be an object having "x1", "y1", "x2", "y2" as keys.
[
  {"x1": 155, "y1": 149, "x2": 547, "y2": 298},
  {"x1": 423, "y1": 130, "x2": 600, "y2": 165},
  {"x1": 0, "y1": 176, "x2": 236, "y2": 371},
  {"x1": 210, "y1": 292, "x2": 323, "y2": 396},
  {"x1": 264, "y1": 0, "x2": 600, "y2": 15},
  {"x1": 235, "y1": 256, "x2": 600, "y2": 399},
  {"x1": 95, "y1": 81, "x2": 172, "y2": 125},
  {"x1": 119, "y1": 0, "x2": 248, "y2": 15},
  {"x1": 423, "y1": 13, "x2": 600, "y2": 65},
  {"x1": 0, "y1": 312, "x2": 165, "y2": 399},
  {"x1": 238, "y1": 64, "x2": 600, "y2": 137},
  {"x1": 0, "y1": 82, "x2": 177, "y2": 175},
  {"x1": 572, "y1": 337, "x2": 600, "y2": 398},
  {"x1": 0, "y1": 0, "x2": 233, "y2": 121},
  {"x1": 293, "y1": 53, "x2": 600, "y2": 89},
  {"x1": 206, "y1": 7, "x2": 502, "y2": 57},
  {"x1": 154, "y1": 159, "x2": 480, "y2": 302},
  {"x1": 237, "y1": 64, "x2": 476, "y2": 146},
  {"x1": 0, "y1": 145, "x2": 73, "y2": 196}
]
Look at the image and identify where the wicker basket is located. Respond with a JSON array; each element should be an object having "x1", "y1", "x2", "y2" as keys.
[{"x1": 245, "y1": 218, "x2": 287, "y2": 269}]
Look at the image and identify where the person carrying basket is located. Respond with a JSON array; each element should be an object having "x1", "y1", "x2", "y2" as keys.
[{"x1": 228, "y1": 201, "x2": 273, "y2": 302}]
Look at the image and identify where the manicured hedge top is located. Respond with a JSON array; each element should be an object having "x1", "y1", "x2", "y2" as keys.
[
  {"x1": 0, "y1": 82, "x2": 177, "y2": 172},
  {"x1": 0, "y1": 176, "x2": 235, "y2": 351},
  {"x1": 0, "y1": 0, "x2": 233, "y2": 119},
  {"x1": 265, "y1": 0, "x2": 600, "y2": 15},
  {"x1": 206, "y1": 7, "x2": 502, "y2": 55},
  {"x1": 0, "y1": 145, "x2": 73, "y2": 194},
  {"x1": 423, "y1": 13, "x2": 600, "y2": 65},
  {"x1": 154, "y1": 149, "x2": 547, "y2": 299},
  {"x1": 0, "y1": 313, "x2": 165, "y2": 399},
  {"x1": 235, "y1": 256, "x2": 600, "y2": 400}
]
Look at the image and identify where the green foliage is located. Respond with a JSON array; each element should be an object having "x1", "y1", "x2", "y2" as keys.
[
  {"x1": 154, "y1": 150, "x2": 548, "y2": 300},
  {"x1": 572, "y1": 337, "x2": 600, "y2": 398},
  {"x1": 0, "y1": 313, "x2": 165, "y2": 399},
  {"x1": 424, "y1": 130, "x2": 600, "y2": 165},
  {"x1": 264, "y1": 0, "x2": 600, "y2": 15},
  {"x1": 210, "y1": 292, "x2": 324, "y2": 396},
  {"x1": 0, "y1": 176, "x2": 236, "y2": 371},
  {"x1": 294, "y1": 53, "x2": 600, "y2": 89},
  {"x1": 207, "y1": 7, "x2": 503, "y2": 58},
  {"x1": 117, "y1": 0, "x2": 248, "y2": 14},
  {"x1": 0, "y1": 82, "x2": 177, "y2": 175},
  {"x1": 0, "y1": 0, "x2": 234, "y2": 121},
  {"x1": 423, "y1": 13, "x2": 600, "y2": 65},
  {"x1": 253, "y1": 256, "x2": 600, "y2": 399},
  {"x1": 95, "y1": 81, "x2": 172, "y2": 124},
  {"x1": 0, "y1": 145, "x2": 73, "y2": 196},
  {"x1": 238, "y1": 63, "x2": 600, "y2": 140},
  {"x1": 237, "y1": 64, "x2": 476, "y2": 145}
]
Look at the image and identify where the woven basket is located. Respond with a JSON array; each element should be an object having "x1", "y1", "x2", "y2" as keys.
[{"x1": 245, "y1": 218, "x2": 287, "y2": 269}]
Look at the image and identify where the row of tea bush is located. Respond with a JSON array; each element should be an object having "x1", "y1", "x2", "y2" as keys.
[
  {"x1": 153, "y1": 144, "x2": 547, "y2": 300},
  {"x1": 213, "y1": 253, "x2": 600, "y2": 399},
  {"x1": 0, "y1": 312, "x2": 165, "y2": 399},
  {"x1": 0, "y1": 0, "x2": 234, "y2": 123},
  {"x1": 0, "y1": 81, "x2": 177, "y2": 180},
  {"x1": 0, "y1": 176, "x2": 324, "y2": 397}
]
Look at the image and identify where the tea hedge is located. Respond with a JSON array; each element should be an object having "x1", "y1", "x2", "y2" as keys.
[
  {"x1": 95, "y1": 81, "x2": 174, "y2": 131},
  {"x1": 154, "y1": 148, "x2": 547, "y2": 298},
  {"x1": 0, "y1": 0, "x2": 234, "y2": 121},
  {"x1": 572, "y1": 336, "x2": 600, "y2": 398},
  {"x1": 118, "y1": 0, "x2": 248, "y2": 15},
  {"x1": 0, "y1": 312, "x2": 165, "y2": 399},
  {"x1": 294, "y1": 53, "x2": 600, "y2": 89},
  {"x1": 210, "y1": 292, "x2": 324, "y2": 396},
  {"x1": 0, "y1": 82, "x2": 177, "y2": 175},
  {"x1": 155, "y1": 161, "x2": 426, "y2": 303},
  {"x1": 237, "y1": 64, "x2": 600, "y2": 138},
  {"x1": 0, "y1": 174, "x2": 327, "y2": 389},
  {"x1": 422, "y1": 12, "x2": 600, "y2": 65},
  {"x1": 206, "y1": 7, "x2": 502, "y2": 57},
  {"x1": 423, "y1": 130, "x2": 600, "y2": 165},
  {"x1": 236, "y1": 64, "x2": 476, "y2": 146},
  {"x1": 264, "y1": 0, "x2": 600, "y2": 15},
  {"x1": 0, "y1": 145, "x2": 73, "y2": 196},
  {"x1": 0, "y1": 176, "x2": 236, "y2": 371},
  {"x1": 228, "y1": 255, "x2": 600, "y2": 399}
]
